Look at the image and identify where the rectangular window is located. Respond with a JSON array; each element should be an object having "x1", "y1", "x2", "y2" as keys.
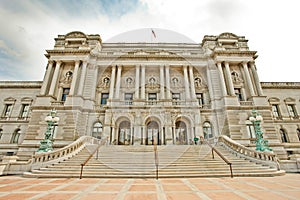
[
  {"x1": 148, "y1": 93, "x2": 157, "y2": 105},
  {"x1": 272, "y1": 104, "x2": 281, "y2": 118},
  {"x1": 61, "y1": 88, "x2": 70, "y2": 101},
  {"x1": 101, "y1": 93, "x2": 109, "y2": 105},
  {"x1": 234, "y1": 88, "x2": 243, "y2": 101},
  {"x1": 20, "y1": 104, "x2": 30, "y2": 118},
  {"x1": 3, "y1": 104, "x2": 13, "y2": 118},
  {"x1": 246, "y1": 124, "x2": 256, "y2": 138},
  {"x1": 124, "y1": 93, "x2": 133, "y2": 105},
  {"x1": 172, "y1": 93, "x2": 180, "y2": 105},
  {"x1": 287, "y1": 104, "x2": 297, "y2": 117},
  {"x1": 196, "y1": 93, "x2": 204, "y2": 106}
]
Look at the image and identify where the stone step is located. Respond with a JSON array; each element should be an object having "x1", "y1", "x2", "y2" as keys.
[{"x1": 24, "y1": 144, "x2": 284, "y2": 178}]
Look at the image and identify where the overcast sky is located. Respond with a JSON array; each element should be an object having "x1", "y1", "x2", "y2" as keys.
[{"x1": 0, "y1": 0, "x2": 299, "y2": 82}]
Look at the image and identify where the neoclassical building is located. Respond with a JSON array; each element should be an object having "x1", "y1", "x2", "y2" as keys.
[{"x1": 0, "y1": 31, "x2": 299, "y2": 170}]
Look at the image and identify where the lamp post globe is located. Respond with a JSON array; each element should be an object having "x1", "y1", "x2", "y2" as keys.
[{"x1": 249, "y1": 110, "x2": 272, "y2": 152}]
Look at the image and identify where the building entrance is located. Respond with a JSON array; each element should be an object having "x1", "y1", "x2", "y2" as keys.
[
  {"x1": 146, "y1": 121, "x2": 161, "y2": 145},
  {"x1": 118, "y1": 121, "x2": 131, "y2": 145}
]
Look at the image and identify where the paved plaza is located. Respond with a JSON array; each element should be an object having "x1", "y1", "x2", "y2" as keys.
[{"x1": 0, "y1": 174, "x2": 299, "y2": 200}]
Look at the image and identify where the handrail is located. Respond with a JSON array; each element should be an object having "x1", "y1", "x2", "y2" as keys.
[
  {"x1": 154, "y1": 142, "x2": 158, "y2": 179},
  {"x1": 219, "y1": 135, "x2": 280, "y2": 170},
  {"x1": 79, "y1": 139, "x2": 106, "y2": 179},
  {"x1": 202, "y1": 138, "x2": 233, "y2": 178}
]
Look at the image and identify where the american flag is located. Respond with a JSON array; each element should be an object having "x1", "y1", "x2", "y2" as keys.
[{"x1": 151, "y1": 29, "x2": 156, "y2": 38}]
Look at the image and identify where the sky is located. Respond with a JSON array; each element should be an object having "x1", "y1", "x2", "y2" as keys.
[{"x1": 0, "y1": 0, "x2": 299, "y2": 82}]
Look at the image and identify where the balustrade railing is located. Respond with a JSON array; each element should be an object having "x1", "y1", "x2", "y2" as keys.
[
  {"x1": 31, "y1": 136, "x2": 100, "y2": 170},
  {"x1": 218, "y1": 135, "x2": 280, "y2": 170},
  {"x1": 94, "y1": 100, "x2": 211, "y2": 108}
]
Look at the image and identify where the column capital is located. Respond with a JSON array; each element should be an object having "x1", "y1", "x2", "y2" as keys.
[
  {"x1": 75, "y1": 60, "x2": 81, "y2": 65},
  {"x1": 224, "y1": 61, "x2": 230, "y2": 66},
  {"x1": 56, "y1": 60, "x2": 62, "y2": 65},
  {"x1": 242, "y1": 60, "x2": 249, "y2": 65},
  {"x1": 48, "y1": 60, "x2": 54, "y2": 64}
]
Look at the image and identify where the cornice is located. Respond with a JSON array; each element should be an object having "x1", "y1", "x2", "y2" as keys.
[
  {"x1": 0, "y1": 81, "x2": 42, "y2": 88},
  {"x1": 212, "y1": 50, "x2": 257, "y2": 57},
  {"x1": 93, "y1": 54, "x2": 208, "y2": 61},
  {"x1": 261, "y1": 82, "x2": 300, "y2": 89}
]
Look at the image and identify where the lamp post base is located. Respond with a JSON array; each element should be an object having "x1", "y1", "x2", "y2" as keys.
[
  {"x1": 256, "y1": 139, "x2": 272, "y2": 152},
  {"x1": 37, "y1": 139, "x2": 53, "y2": 152}
]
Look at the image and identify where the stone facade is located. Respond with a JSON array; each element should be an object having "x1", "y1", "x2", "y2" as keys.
[{"x1": 0, "y1": 31, "x2": 299, "y2": 163}]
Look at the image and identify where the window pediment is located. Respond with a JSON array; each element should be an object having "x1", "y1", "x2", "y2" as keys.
[
  {"x1": 268, "y1": 97, "x2": 280, "y2": 103},
  {"x1": 4, "y1": 97, "x2": 16, "y2": 103},
  {"x1": 21, "y1": 97, "x2": 33, "y2": 103},
  {"x1": 284, "y1": 97, "x2": 296, "y2": 103}
]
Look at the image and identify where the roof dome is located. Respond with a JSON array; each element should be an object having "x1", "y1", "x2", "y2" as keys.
[{"x1": 105, "y1": 28, "x2": 196, "y2": 43}]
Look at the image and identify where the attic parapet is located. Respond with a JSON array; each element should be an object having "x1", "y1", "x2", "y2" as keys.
[
  {"x1": 202, "y1": 32, "x2": 249, "y2": 51},
  {"x1": 53, "y1": 31, "x2": 102, "y2": 50}
]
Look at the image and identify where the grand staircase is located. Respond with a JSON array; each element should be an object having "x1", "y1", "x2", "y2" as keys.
[{"x1": 24, "y1": 143, "x2": 285, "y2": 178}]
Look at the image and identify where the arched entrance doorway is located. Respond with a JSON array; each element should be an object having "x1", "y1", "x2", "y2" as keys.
[
  {"x1": 175, "y1": 121, "x2": 187, "y2": 145},
  {"x1": 146, "y1": 121, "x2": 161, "y2": 145},
  {"x1": 118, "y1": 121, "x2": 131, "y2": 145}
]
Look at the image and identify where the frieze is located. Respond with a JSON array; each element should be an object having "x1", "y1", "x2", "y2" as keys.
[{"x1": 262, "y1": 82, "x2": 300, "y2": 89}]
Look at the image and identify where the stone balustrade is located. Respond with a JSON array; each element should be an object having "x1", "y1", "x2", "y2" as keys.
[
  {"x1": 31, "y1": 136, "x2": 101, "y2": 170},
  {"x1": 218, "y1": 135, "x2": 280, "y2": 170}
]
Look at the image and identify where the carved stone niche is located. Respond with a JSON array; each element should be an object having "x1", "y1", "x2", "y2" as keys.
[
  {"x1": 146, "y1": 76, "x2": 160, "y2": 92},
  {"x1": 59, "y1": 71, "x2": 73, "y2": 87},
  {"x1": 98, "y1": 75, "x2": 110, "y2": 89}
]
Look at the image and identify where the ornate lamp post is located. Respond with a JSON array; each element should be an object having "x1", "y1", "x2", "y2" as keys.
[
  {"x1": 249, "y1": 110, "x2": 272, "y2": 151},
  {"x1": 37, "y1": 109, "x2": 59, "y2": 152}
]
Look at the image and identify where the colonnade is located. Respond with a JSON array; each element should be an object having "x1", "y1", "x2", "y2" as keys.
[
  {"x1": 217, "y1": 61, "x2": 263, "y2": 97},
  {"x1": 108, "y1": 64, "x2": 197, "y2": 100},
  {"x1": 40, "y1": 60, "x2": 88, "y2": 98}
]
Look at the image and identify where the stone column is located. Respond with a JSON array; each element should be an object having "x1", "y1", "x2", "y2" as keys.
[
  {"x1": 183, "y1": 65, "x2": 191, "y2": 99},
  {"x1": 224, "y1": 62, "x2": 235, "y2": 96},
  {"x1": 165, "y1": 65, "x2": 171, "y2": 99},
  {"x1": 217, "y1": 62, "x2": 228, "y2": 96},
  {"x1": 189, "y1": 66, "x2": 196, "y2": 99},
  {"x1": 135, "y1": 65, "x2": 140, "y2": 99},
  {"x1": 90, "y1": 66, "x2": 98, "y2": 100},
  {"x1": 69, "y1": 60, "x2": 80, "y2": 96},
  {"x1": 78, "y1": 61, "x2": 87, "y2": 96},
  {"x1": 250, "y1": 62, "x2": 264, "y2": 96},
  {"x1": 172, "y1": 126, "x2": 176, "y2": 145},
  {"x1": 49, "y1": 61, "x2": 62, "y2": 96},
  {"x1": 40, "y1": 60, "x2": 54, "y2": 95},
  {"x1": 242, "y1": 62, "x2": 255, "y2": 96},
  {"x1": 160, "y1": 65, "x2": 165, "y2": 99},
  {"x1": 109, "y1": 65, "x2": 116, "y2": 99},
  {"x1": 141, "y1": 65, "x2": 146, "y2": 99},
  {"x1": 115, "y1": 65, "x2": 122, "y2": 99}
]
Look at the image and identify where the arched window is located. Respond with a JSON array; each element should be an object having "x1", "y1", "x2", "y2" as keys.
[
  {"x1": 203, "y1": 122, "x2": 213, "y2": 139},
  {"x1": 280, "y1": 129, "x2": 289, "y2": 143},
  {"x1": 11, "y1": 129, "x2": 21, "y2": 144},
  {"x1": 92, "y1": 122, "x2": 103, "y2": 139},
  {"x1": 0, "y1": 129, "x2": 3, "y2": 140}
]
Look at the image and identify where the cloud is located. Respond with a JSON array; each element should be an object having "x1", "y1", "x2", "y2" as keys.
[
  {"x1": 0, "y1": 40, "x2": 21, "y2": 57},
  {"x1": 0, "y1": 0, "x2": 299, "y2": 81}
]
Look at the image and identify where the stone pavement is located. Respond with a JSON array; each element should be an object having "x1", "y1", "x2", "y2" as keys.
[{"x1": 0, "y1": 174, "x2": 299, "y2": 200}]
